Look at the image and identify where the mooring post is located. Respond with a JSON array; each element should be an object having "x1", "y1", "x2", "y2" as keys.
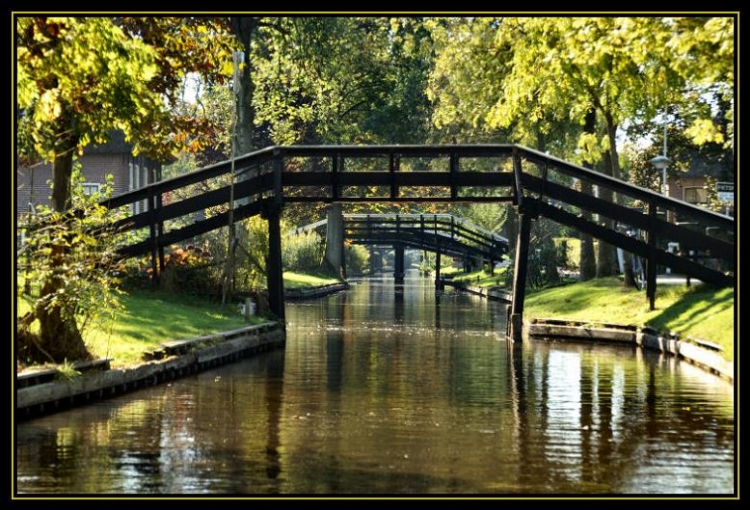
[{"x1": 509, "y1": 212, "x2": 532, "y2": 342}]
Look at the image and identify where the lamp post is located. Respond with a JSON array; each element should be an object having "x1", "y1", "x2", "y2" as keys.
[
  {"x1": 650, "y1": 154, "x2": 671, "y2": 196},
  {"x1": 650, "y1": 119, "x2": 671, "y2": 196}
]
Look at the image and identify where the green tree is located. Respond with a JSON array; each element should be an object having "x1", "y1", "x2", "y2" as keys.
[
  {"x1": 427, "y1": 16, "x2": 734, "y2": 282},
  {"x1": 16, "y1": 16, "x2": 236, "y2": 362},
  {"x1": 252, "y1": 16, "x2": 434, "y2": 146}
]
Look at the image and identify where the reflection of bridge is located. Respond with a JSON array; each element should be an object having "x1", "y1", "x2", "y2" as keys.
[
  {"x1": 96, "y1": 144, "x2": 735, "y2": 340},
  {"x1": 292, "y1": 213, "x2": 509, "y2": 283}
]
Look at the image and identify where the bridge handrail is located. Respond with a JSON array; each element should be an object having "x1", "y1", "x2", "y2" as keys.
[
  {"x1": 518, "y1": 145, "x2": 733, "y2": 227},
  {"x1": 98, "y1": 143, "x2": 733, "y2": 230},
  {"x1": 292, "y1": 213, "x2": 508, "y2": 248}
]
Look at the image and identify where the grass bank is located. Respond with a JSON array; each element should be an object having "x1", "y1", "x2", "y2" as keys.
[
  {"x1": 85, "y1": 290, "x2": 266, "y2": 368},
  {"x1": 283, "y1": 270, "x2": 341, "y2": 290},
  {"x1": 524, "y1": 277, "x2": 735, "y2": 362},
  {"x1": 17, "y1": 270, "x2": 343, "y2": 369},
  {"x1": 450, "y1": 268, "x2": 508, "y2": 288}
]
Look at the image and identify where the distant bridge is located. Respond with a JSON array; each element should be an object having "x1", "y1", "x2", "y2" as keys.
[{"x1": 293, "y1": 213, "x2": 509, "y2": 282}]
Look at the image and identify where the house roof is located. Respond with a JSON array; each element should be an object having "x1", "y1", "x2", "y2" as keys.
[{"x1": 84, "y1": 130, "x2": 133, "y2": 155}]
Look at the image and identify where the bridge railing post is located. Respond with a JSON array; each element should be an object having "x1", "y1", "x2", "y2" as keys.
[
  {"x1": 331, "y1": 153, "x2": 340, "y2": 201},
  {"x1": 646, "y1": 199, "x2": 658, "y2": 311},
  {"x1": 156, "y1": 191, "x2": 165, "y2": 277},
  {"x1": 147, "y1": 186, "x2": 160, "y2": 286},
  {"x1": 273, "y1": 149, "x2": 283, "y2": 206},
  {"x1": 390, "y1": 153, "x2": 399, "y2": 199},
  {"x1": 509, "y1": 211, "x2": 533, "y2": 342},
  {"x1": 450, "y1": 153, "x2": 459, "y2": 200},
  {"x1": 263, "y1": 203, "x2": 285, "y2": 322},
  {"x1": 512, "y1": 147, "x2": 524, "y2": 208}
]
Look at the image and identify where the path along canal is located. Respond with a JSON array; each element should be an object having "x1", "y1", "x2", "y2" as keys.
[{"x1": 15, "y1": 274, "x2": 735, "y2": 495}]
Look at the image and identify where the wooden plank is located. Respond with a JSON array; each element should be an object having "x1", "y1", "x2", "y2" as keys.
[
  {"x1": 281, "y1": 171, "x2": 513, "y2": 188},
  {"x1": 118, "y1": 201, "x2": 264, "y2": 257},
  {"x1": 520, "y1": 146, "x2": 734, "y2": 229}
]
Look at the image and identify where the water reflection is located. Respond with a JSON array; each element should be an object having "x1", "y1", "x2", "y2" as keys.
[{"x1": 16, "y1": 274, "x2": 734, "y2": 495}]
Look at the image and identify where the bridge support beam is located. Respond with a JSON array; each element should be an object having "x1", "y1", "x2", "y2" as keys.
[
  {"x1": 325, "y1": 203, "x2": 345, "y2": 279},
  {"x1": 435, "y1": 250, "x2": 442, "y2": 290},
  {"x1": 646, "y1": 202, "x2": 658, "y2": 311},
  {"x1": 509, "y1": 212, "x2": 533, "y2": 342},
  {"x1": 264, "y1": 205, "x2": 285, "y2": 322},
  {"x1": 394, "y1": 243, "x2": 405, "y2": 284}
]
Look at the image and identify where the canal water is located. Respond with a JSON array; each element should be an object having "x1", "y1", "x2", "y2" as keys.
[{"x1": 15, "y1": 274, "x2": 735, "y2": 495}]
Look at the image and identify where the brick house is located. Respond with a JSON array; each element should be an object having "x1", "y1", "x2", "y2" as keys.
[
  {"x1": 16, "y1": 131, "x2": 162, "y2": 224},
  {"x1": 666, "y1": 152, "x2": 734, "y2": 219}
]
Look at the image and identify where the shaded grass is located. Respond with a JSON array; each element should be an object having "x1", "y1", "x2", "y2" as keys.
[
  {"x1": 525, "y1": 277, "x2": 735, "y2": 362},
  {"x1": 17, "y1": 269, "x2": 340, "y2": 369}
]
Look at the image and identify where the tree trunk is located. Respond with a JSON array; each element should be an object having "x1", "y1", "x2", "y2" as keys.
[
  {"x1": 230, "y1": 17, "x2": 258, "y2": 157},
  {"x1": 36, "y1": 247, "x2": 90, "y2": 362},
  {"x1": 596, "y1": 152, "x2": 619, "y2": 278},
  {"x1": 604, "y1": 111, "x2": 636, "y2": 287},
  {"x1": 579, "y1": 109, "x2": 597, "y2": 281},
  {"x1": 36, "y1": 127, "x2": 91, "y2": 363}
]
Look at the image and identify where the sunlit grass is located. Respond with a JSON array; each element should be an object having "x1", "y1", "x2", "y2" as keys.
[
  {"x1": 451, "y1": 268, "x2": 509, "y2": 288},
  {"x1": 18, "y1": 288, "x2": 265, "y2": 369},
  {"x1": 525, "y1": 277, "x2": 735, "y2": 362},
  {"x1": 283, "y1": 270, "x2": 341, "y2": 290}
]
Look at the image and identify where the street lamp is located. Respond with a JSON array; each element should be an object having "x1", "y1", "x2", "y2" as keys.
[
  {"x1": 650, "y1": 115, "x2": 671, "y2": 196},
  {"x1": 650, "y1": 154, "x2": 671, "y2": 196}
]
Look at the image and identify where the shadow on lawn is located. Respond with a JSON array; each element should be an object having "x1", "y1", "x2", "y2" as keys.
[{"x1": 650, "y1": 287, "x2": 734, "y2": 333}]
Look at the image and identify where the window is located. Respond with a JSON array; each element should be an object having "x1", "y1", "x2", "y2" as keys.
[
  {"x1": 683, "y1": 186, "x2": 707, "y2": 204},
  {"x1": 82, "y1": 183, "x2": 101, "y2": 196}
]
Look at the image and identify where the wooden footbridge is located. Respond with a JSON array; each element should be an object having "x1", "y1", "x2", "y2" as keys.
[
  {"x1": 97, "y1": 144, "x2": 735, "y2": 340},
  {"x1": 293, "y1": 213, "x2": 509, "y2": 283}
]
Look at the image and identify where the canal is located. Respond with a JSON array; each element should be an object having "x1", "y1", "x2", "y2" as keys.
[{"x1": 15, "y1": 274, "x2": 735, "y2": 495}]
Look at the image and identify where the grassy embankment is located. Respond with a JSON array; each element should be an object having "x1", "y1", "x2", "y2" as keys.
[
  {"x1": 523, "y1": 277, "x2": 735, "y2": 362},
  {"x1": 449, "y1": 267, "x2": 508, "y2": 288}
]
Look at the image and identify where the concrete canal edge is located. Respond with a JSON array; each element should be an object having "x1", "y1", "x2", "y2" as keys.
[
  {"x1": 527, "y1": 318, "x2": 734, "y2": 383},
  {"x1": 16, "y1": 322, "x2": 285, "y2": 421}
]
